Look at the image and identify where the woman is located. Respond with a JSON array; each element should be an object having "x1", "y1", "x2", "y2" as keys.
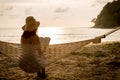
[{"x1": 20, "y1": 16, "x2": 47, "y2": 79}]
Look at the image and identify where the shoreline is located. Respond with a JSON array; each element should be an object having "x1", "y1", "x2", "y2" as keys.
[{"x1": 91, "y1": 25, "x2": 120, "y2": 29}]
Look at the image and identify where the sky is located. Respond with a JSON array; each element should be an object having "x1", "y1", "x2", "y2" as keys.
[{"x1": 0, "y1": 0, "x2": 113, "y2": 28}]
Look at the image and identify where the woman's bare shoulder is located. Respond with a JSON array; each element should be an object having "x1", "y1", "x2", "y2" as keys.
[
  {"x1": 33, "y1": 35, "x2": 40, "y2": 40},
  {"x1": 32, "y1": 35, "x2": 40, "y2": 44},
  {"x1": 21, "y1": 35, "x2": 40, "y2": 44}
]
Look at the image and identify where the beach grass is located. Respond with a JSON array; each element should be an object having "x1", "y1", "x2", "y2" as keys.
[{"x1": 0, "y1": 41, "x2": 120, "y2": 80}]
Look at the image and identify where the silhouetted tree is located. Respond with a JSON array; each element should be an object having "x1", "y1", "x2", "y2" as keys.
[{"x1": 94, "y1": 0, "x2": 120, "y2": 28}]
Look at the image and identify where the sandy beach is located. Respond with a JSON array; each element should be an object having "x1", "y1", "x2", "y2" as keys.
[{"x1": 0, "y1": 41, "x2": 120, "y2": 80}]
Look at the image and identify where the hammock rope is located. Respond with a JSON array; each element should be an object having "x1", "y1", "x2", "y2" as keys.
[{"x1": 0, "y1": 38, "x2": 93, "y2": 66}]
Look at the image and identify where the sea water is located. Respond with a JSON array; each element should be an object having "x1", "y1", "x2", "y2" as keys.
[{"x1": 0, "y1": 27, "x2": 120, "y2": 44}]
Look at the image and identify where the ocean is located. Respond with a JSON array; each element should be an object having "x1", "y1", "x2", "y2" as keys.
[
  {"x1": 0, "y1": 27, "x2": 120, "y2": 44},
  {"x1": 1, "y1": 0, "x2": 118, "y2": 44}
]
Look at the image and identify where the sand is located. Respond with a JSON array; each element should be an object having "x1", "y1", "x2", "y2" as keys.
[{"x1": 0, "y1": 41, "x2": 120, "y2": 80}]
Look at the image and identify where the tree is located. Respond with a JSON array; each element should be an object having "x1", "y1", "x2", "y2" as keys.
[{"x1": 93, "y1": 0, "x2": 120, "y2": 28}]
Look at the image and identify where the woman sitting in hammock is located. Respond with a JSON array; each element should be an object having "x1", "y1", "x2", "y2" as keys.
[{"x1": 19, "y1": 16, "x2": 47, "y2": 79}]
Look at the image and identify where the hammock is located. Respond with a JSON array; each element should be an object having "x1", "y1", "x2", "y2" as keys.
[{"x1": 0, "y1": 37, "x2": 94, "y2": 66}]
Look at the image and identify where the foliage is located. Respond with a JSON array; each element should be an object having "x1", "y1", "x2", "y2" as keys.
[{"x1": 94, "y1": 0, "x2": 120, "y2": 28}]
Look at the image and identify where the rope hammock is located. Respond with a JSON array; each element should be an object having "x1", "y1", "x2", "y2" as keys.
[{"x1": 0, "y1": 37, "x2": 94, "y2": 67}]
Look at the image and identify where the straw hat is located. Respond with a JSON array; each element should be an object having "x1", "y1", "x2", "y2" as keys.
[{"x1": 22, "y1": 16, "x2": 40, "y2": 31}]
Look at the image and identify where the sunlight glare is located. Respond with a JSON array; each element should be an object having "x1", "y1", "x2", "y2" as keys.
[
  {"x1": 38, "y1": 27, "x2": 63, "y2": 44},
  {"x1": 38, "y1": 27, "x2": 62, "y2": 36}
]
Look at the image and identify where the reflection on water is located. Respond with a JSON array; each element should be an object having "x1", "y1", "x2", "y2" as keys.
[
  {"x1": 38, "y1": 27, "x2": 63, "y2": 36},
  {"x1": 38, "y1": 27, "x2": 63, "y2": 44},
  {"x1": 0, "y1": 27, "x2": 120, "y2": 44}
]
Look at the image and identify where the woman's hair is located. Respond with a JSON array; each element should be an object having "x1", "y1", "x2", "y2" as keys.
[{"x1": 22, "y1": 30, "x2": 37, "y2": 39}]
